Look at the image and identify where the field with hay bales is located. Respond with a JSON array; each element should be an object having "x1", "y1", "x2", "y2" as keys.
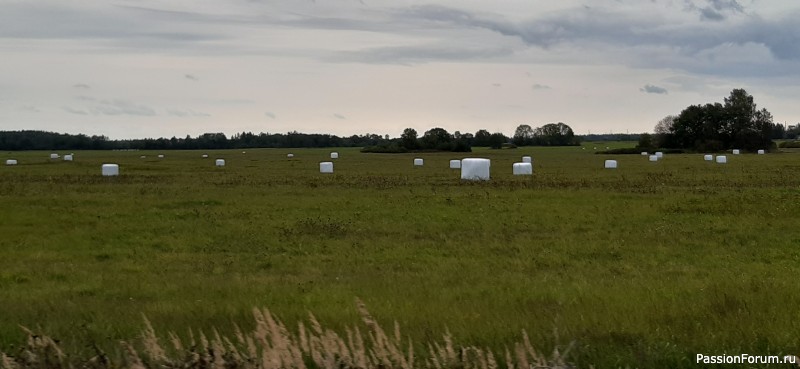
[{"x1": 2, "y1": 143, "x2": 800, "y2": 368}]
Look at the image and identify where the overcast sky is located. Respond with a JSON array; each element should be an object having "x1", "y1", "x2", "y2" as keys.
[{"x1": 1, "y1": 0, "x2": 798, "y2": 139}]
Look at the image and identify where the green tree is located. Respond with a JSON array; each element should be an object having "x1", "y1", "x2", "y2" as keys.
[
  {"x1": 473, "y1": 129, "x2": 492, "y2": 146},
  {"x1": 400, "y1": 128, "x2": 418, "y2": 150},
  {"x1": 532, "y1": 122, "x2": 578, "y2": 146},
  {"x1": 665, "y1": 89, "x2": 775, "y2": 151},
  {"x1": 421, "y1": 127, "x2": 453, "y2": 150},
  {"x1": 512, "y1": 124, "x2": 534, "y2": 146}
]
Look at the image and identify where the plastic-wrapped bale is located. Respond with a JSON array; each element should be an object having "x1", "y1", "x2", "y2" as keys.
[
  {"x1": 215, "y1": 159, "x2": 225, "y2": 167},
  {"x1": 64, "y1": 154, "x2": 73, "y2": 161},
  {"x1": 320, "y1": 161, "x2": 334, "y2": 173},
  {"x1": 140, "y1": 155, "x2": 146, "y2": 159},
  {"x1": 50, "y1": 153, "x2": 59, "y2": 159},
  {"x1": 704, "y1": 154, "x2": 713, "y2": 161},
  {"x1": 641, "y1": 152, "x2": 648, "y2": 156},
  {"x1": 716, "y1": 156, "x2": 727, "y2": 164},
  {"x1": 414, "y1": 158, "x2": 424, "y2": 166},
  {"x1": 202, "y1": 154, "x2": 208, "y2": 158},
  {"x1": 655, "y1": 152, "x2": 664, "y2": 158},
  {"x1": 242, "y1": 151, "x2": 246, "y2": 154},
  {"x1": 732, "y1": 149, "x2": 740, "y2": 155},
  {"x1": 6, "y1": 159, "x2": 17, "y2": 166},
  {"x1": 158, "y1": 154, "x2": 165, "y2": 158},
  {"x1": 287, "y1": 153, "x2": 294, "y2": 158},
  {"x1": 102, "y1": 164, "x2": 119, "y2": 176},
  {"x1": 522, "y1": 156, "x2": 532, "y2": 163},
  {"x1": 604, "y1": 160, "x2": 617, "y2": 169},
  {"x1": 758, "y1": 149, "x2": 765, "y2": 155},
  {"x1": 513, "y1": 162, "x2": 532, "y2": 175},
  {"x1": 460, "y1": 158, "x2": 490, "y2": 180},
  {"x1": 449, "y1": 159, "x2": 461, "y2": 169},
  {"x1": 649, "y1": 155, "x2": 658, "y2": 162},
  {"x1": 330, "y1": 152, "x2": 339, "y2": 159}
]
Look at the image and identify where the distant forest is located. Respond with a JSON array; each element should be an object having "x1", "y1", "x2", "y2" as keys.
[{"x1": 1, "y1": 125, "x2": 636, "y2": 151}]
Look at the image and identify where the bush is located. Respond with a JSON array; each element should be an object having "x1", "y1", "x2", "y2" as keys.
[
  {"x1": 778, "y1": 141, "x2": 800, "y2": 148},
  {"x1": 360, "y1": 143, "x2": 408, "y2": 153}
]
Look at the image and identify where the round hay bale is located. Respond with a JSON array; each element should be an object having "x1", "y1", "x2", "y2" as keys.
[
  {"x1": 512, "y1": 162, "x2": 532, "y2": 175},
  {"x1": 102, "y1": 164, "x2": 119, "y2": 176},
  {"x1": 460, "y1": 158, "x2": 490, "y2": 180}
]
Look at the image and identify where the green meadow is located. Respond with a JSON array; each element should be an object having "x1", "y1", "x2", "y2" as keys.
[{"x1": 2, "y1": 143, "x2": 800, "y2": 368}]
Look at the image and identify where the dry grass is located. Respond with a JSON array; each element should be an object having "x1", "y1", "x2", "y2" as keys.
[{"x1": 0, "y1": 300, "x2": 576, "y2": 369}]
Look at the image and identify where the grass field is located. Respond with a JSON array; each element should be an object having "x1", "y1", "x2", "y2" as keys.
[{"x1": 2, "y1": 143, "x2": 800, "y2": 368}]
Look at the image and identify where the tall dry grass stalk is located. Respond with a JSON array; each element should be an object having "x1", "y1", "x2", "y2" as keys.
[{"x1": 0, "y1": 299, "x2": 577, "y2": 369}]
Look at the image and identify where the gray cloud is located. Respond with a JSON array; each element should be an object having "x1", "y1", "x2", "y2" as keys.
[
  {"x1": 265, "y1": 112, "x2": 276, "y2": 119},
  {"x1": 707, "y1": 0, "x2": 744, "y2": 12},
  {"x1": 326, "y1": 44, "x2": 514, "y2": 64},
  {"x1": 19, "y1": 105, "x2": 41, "y2": 113},
  {"x1": 92, "y1": 100, "x2": 156, "y2": 116},
  {"x1": 0, "y1": 3, "x2": 227, "y2": 50},
  {"x1": 185, "y1": 74, "x2": 198, "y2": 81},
  {"x1": 63, "y1": 107, "x2": 89, "y2": 115},
  {"x1": 333, "y1": 113, "x2": 346, "y2": 120},
  {"x1": 699, "y1": 7, "x2": 725, "y2": 20},
  {"x1": 492, "y1": 83, "x2": 501, "y2": 87},
  {"x1": 532, "y1": 84, "x2": 551, "y2": 90},
  {"x1": 76, "y1": 96, "x2": 157, "y2": 116},
  {"x1": 640, "y1": 84, "x2": 668, "y2": 94},
  {"x1": 166, "y1": 109, "x2": 209, "y2": 117},
  {"x1": 73, "y1": 83, "x2": 90, "y2": 89}
]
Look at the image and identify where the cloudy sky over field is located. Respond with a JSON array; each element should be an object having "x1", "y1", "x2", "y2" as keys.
[{"x1": 1, "y1": 0, "x2": 798, "y2": 139}]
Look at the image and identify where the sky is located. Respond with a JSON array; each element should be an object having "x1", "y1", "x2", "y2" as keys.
[{"x1": 1, "y1": 0, "x2": 799, "y2": 139}]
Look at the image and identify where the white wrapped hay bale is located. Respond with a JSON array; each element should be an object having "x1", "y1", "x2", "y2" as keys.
[
  {"x1": 50, "y1": 153, "x2": 59, "y2": 159},
  {"x1": 215, "y1": 159, "x2": 225, "y2": 167},
  {"x1": 330, "y1": 152, "x2": 339, "y2": 159},
  {"x1": 649, "y1": 155, "x2": 658, "y2": 162},
  {"x1": 641, "y1": 152, "x2": 648, "y2": 156},
  {"x1": 704, "y1": 154, "x2": 713, "y2": 161},
  {"x1": 320, "y1": 161, "x2": 334, "y2": 173},
  {"x1": 758, "y1": 149, "x2": 765, "y2": 155},
  {"x1": 513, "y1": 162, "x2": 532, "y2": 175},
  {"x1": 732, "y1": 149, "x2": 740, "y2": 155},
  {"x1": 101, "y1": 164, "x2": 119, "y2": 176},
  {"x1": 414, "y1": 158, "x2": 424, "y2": 166},
  {"x1": 655, "y1": 151, "x2": 663, "y2": 158},
  {"x1": 64, "y1": 154, "x2": 73, "y2": 161},
  {"x1": 242, "y1": 151, "x2": 246, "y2": 154},
  {"x1": 449, "y1": 159, "x2": 461, "y2": 169},
  {"x1": 460, "y1": 158, "x2": 490, "y2": 180},
  {"x1": 140, "y1": 155, "x2": 146, "y2": 159},
  {"x1": 716, "y1": 155, "x2": 727, "y2": 164},
  {"x1": 6, "y1": 159, "x2": 17, "y2": 166},
  {"x1": 158, "y1": 154, "x2": 164, "y2": 158},
  {"x1": 604, "y1": 160, "x2": 617, "y2": 169},
  {"x1": 522, "y1": 156, "x2": 532, "y2": 163},
  {"x1": 287, "y1": 153, "x2": 294, "y2": 158},
  {"x1": 202, "y1": 154, "x2": 208, "y2": 158}
]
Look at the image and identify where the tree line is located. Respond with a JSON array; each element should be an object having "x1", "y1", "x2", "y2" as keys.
[
  {"x1": 640, "y1": 89, "x2": 791, "y2": 152},
  {"x1": 0, "y1": 122, "x2": 583, "y2": 151}
]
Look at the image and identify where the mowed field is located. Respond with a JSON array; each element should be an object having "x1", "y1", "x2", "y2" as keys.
[{"x1": 2, "y1": 143, "x2": 800, "y2": 368}]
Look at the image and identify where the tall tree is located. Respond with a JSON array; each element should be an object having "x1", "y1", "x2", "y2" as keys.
[
  {"x1": 512, "y1": 124, "x2": 534, "y2": 146},
  {"x1": 400, "y1": 128, "x2": 419, "y2": 150}
]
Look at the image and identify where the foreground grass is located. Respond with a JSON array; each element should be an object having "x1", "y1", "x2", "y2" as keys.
[
  {"x1": 1, "y1": 300, "x2": 574, "y2": 369},
  {"x1": 1, "y1": 145, "x2": 800, "y2": 368}
]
